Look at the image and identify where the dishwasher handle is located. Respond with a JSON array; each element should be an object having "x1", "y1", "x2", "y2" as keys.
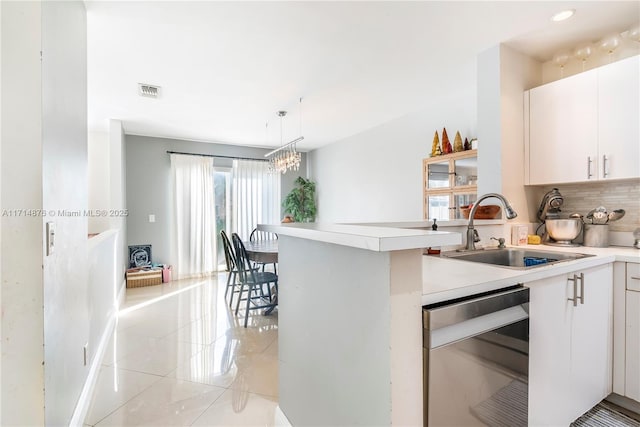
[
  {"x1": 424, "y1": 305, "x2": 529, "y2": 349},
  {"x1": 423, "y1": 286, "x2": 529, "y2": 349}
]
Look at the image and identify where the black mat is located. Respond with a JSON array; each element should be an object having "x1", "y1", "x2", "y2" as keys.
[{"x1": 571, "y1": 402, "x2": 640, "y2": 427}]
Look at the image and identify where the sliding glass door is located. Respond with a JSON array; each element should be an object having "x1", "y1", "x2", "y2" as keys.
[
  {"x1": 214, "y1": 168, "x2": 231, "y2": 271},
  {"x1": 231, "y1": 160, "x2": 281, "y2": 242},
  {"x1": 170, "y1": 154, "x2": 280, "y2": 278}
]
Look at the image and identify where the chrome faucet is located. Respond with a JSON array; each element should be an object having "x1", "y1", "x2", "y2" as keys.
[{"x1": 465, "y1": 193, "x2": 518, "y2": 251}]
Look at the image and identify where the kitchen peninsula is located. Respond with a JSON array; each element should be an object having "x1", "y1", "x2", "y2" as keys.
[
  {"x1": 261, "y1": 222, "x2": 640, "y2": 426},
  {"x1": 259, "y1": 222, "x2": 460, "y2": 426}
]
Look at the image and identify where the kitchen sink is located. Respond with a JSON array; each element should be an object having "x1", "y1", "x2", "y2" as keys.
[{"x1": 441, "y1": 248, "x2": 594, "y2": 269}]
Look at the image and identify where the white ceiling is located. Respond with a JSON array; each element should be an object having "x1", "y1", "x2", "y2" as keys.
[{"x1": 85, "y1": 1, "x2": 639, "y2": 150}]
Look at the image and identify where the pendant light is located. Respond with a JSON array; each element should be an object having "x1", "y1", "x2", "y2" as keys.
[{"x1": 266, "y1": 98, "x2": 304, "y2": 174}]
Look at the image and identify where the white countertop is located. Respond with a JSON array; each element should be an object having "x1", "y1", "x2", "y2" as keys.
[
  {"x1": 349, "y1": 219, "x2": 505, "y2": 229},
  {"x1": 422, "y1": 244, "x2": 640, "y2": 305},
  {"x1": 260, "y1": 221, "x2": 639, "y2": 304},
  {"x1": 259, "y1": 222, "x2": 461, "y2": 252}
]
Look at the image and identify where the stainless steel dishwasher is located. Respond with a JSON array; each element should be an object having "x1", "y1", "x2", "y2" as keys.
[{"x1": 423, "y1": 285, "x2": 530, "y2": 427}]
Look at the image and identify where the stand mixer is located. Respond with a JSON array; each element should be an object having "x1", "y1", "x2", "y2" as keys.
[
  {"x1": 537, "y1": 188, "x2": 580, "y2": 246},
  {"x1": 537, "y1": 188, "x2": 564, "y2": 222}
]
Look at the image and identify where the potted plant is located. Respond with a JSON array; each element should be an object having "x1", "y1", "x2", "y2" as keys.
[{"x1": 283, "y1": 176, "x2": 317, "y2": 222}]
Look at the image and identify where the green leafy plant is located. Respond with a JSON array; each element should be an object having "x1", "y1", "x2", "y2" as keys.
[{"x1": 283, "y1": 177, "x2": 317, "y2": 222}]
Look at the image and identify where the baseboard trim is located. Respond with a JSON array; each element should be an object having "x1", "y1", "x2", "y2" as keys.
[
  {"x1": 117, "y1": 278, "x2": 126, "y2": 306},
  {"x1": 275, "y1": 405, "x2": 293, "y2": 427},
  {"x1": 68, "y1": 314, "x2": 117, "y2": 426},
  {"x1": 69, "y1": 279, "x2": 125, "y2": 426}
]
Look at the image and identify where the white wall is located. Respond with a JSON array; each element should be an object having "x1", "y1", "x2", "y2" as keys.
[
  {"x1": 476, "y1": 46, "x2": 502, "y2": 197},
  {"x1": 87, "y1": 122, "x2": 127, "y2": 290},
  {"x1": 477, "y1": 45, "x2": 543, "y2": 222},
  {"x1": 1, "y1": 3, "x2": 104, "y2": 424},
  {"x1": 88, "y1": 131, "x2": 111, "y2": 233},
  {"x1": 41, "y1": 2, "x2": 90, "y2": 424},
  {"x1": 499, "y1": 46, "x2": 543, "y2": 222},
  {"x1": 308, "y1": 92, "x2": 476, "y2": 222},
  {"x1": 110, "y1": 120, "x2": 128, "y2": 286},
  {"x1": 0, "y1": 6, "x2": 3, "y2": 421},
  {"x1": 1, "y1": 3, "x2": 45, "y2": 424},
  {"x1": 69, "y1": 229, "x2": 121, "y2": 425}
]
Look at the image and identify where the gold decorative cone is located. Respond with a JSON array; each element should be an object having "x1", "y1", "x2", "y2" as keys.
[
  {"x1": 431, "y1": 131, "x2": 440, "y2": 157},
  {"x1": 454, "y1": 131, "x2": 463, "y2": 152}
]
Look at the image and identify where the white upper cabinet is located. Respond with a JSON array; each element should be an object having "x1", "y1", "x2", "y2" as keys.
[
  {"x1": 528, "y1": 71, "x2": 598, "y2": 185},
  {"x1": 598, "y1": 55, "x2": 640, "y2": 181},
  {"x1": 526, "y1": 55, "x2": 639, "y2": 185}
]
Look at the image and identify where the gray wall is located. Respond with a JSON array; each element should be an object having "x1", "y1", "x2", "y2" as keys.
[{"x1": 125, "y1": 134, "x2": 306, "y2": 265}]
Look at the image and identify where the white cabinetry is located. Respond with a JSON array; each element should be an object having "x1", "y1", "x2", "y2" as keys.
[
  {"x1": 526, "y1": 55, "x2": 639, "y2": 185},
  {"x1": 528, "y1": 71, "x2": 598, "y2": 185},
  {"x1": 529, "y1": 263, "x2": 613, "y2": 426},
  {"x1": 626, "y1": 263, "x2": 640, "y2": 401},
  {"x1": 598, "y1": 56, "x2": 640, "y2": 181}
]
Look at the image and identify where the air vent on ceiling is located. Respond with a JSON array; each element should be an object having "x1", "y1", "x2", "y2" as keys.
[{"x1": 138, "y1": 83, "x2": 160, "y2": 98}]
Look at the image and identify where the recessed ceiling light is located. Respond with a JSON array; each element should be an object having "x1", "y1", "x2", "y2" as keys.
[{"x1": 551, "y1": 9, "x2": 575, "y2": 22}]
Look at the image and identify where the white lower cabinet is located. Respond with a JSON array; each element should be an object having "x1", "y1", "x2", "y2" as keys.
[
  {"x1": 625, "y1": 264, "x2": 640, "y2": 401},
  {"x1": 529, "y1": 263, "x2": 613, "y2": 426}
]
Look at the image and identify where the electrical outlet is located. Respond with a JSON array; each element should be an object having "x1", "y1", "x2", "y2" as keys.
[
  {"x1": 46, "y1": 222, "x2": 55, "y2": 256},
  {"x1": 148, "y1": 214, "x2": 156, "y2": 223}
]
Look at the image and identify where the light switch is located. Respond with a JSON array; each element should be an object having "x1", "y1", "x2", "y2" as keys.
[
  {"x1": 148, "y1": 214, "x2": 156, "y2": 223},
  {"x1": 46, "y1": 222, "x2": 55, "y2": 255}
]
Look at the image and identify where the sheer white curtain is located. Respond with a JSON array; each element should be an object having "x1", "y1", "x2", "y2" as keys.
[
  {"x1": 232, "y1": 159, "x2": 281, "y2": 240},
  {"x1": 170, "y1": 154, "x2": 216, "y2": 279}
]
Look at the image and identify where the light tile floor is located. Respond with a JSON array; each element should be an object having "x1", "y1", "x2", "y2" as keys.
[{"x1": 84, "y1": 275, "x2": 279, "y2": 426}]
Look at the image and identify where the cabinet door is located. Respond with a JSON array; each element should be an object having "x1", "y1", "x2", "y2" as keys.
[
  {"x1": 528, "y1": 275, "x2": 573, "y2": 426},
  {"x1": 529, "y1": 71, "x2": 598, "y2": 185},
  {"x1": 626, "y1": 290, "x2": 640, "y2": 401},
  {"x1": 598, "y1": 56, "x2": 640, "y2": 180},
  {"x1": 426, "y1": 160, "x2": 450, "y2": 189},
  {"x1": 570, "y1": 264, "x2": 613, "y2": 418},
  {"x1": 452, "y1": 193, "x2": 477, "y2": 220},
  {"x1": 529, "y1": 264, "x2": 613, "y2": 425},
  {"x1": 426, "y1": 194, "x2": 451, "y2": 221}
]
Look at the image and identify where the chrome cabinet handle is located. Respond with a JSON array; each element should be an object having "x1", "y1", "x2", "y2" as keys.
[
  {"x1": 631, "y1": 276, "x2": 640, "y2": 281},
  {"x1": 568, "y1": 274, "x2": 579, "y2": 307},
  {"x1": 587, "y1": 157, "x2": 594, "y2": 179},
  {"x1": 578, "y1": 273, "x2": 585, "y2": 305},
  {"x1": 603, "y1": 155, "x2": 609, "y2": 178}
]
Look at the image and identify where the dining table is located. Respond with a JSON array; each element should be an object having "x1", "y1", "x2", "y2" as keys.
[
  {"x1": 243, "y1": 239, "x2": 279, "y2": 314},
  {"x1": 243, "y1": 239, "x2": 278, "y2": 266}
]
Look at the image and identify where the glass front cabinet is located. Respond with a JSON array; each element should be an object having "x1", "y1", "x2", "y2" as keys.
[{"x1": 423, "y1": 150, "x2": 477, "y2": 221}]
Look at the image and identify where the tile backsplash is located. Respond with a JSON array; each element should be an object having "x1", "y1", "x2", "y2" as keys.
[{"x1": 539, "y1": 180, "x2": 640, "y2": 232}]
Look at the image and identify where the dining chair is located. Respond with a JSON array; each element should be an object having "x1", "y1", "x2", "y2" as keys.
[
  {"x1": 249, "y1": 228, "x2": 278, "y2": 274},
  {"x1": 231, "y1": 233, "x2": 278, "y2": 328},
  {"x1": 220, "y1": 230, "x2": 240, "y2": 307},
  {"x1": 249, "y1": 228, "x2": 278, "y2": 242}
]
